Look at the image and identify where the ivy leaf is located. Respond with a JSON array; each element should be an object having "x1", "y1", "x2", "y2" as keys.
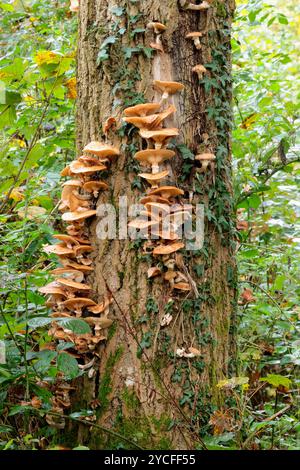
[
  {"x1": 57, "y1": 352, "x2": 80, "y2": 379},
  {"x1": 58, "y1": 318, "x2": 91, "y2": 334},
  {"x1": 27, "y1": 317, "x2": 53, "y2": 329},
  {"x1": 100, "y1": 36, "x2": 117, "y2": 50},
  {"x1": 176, "y1": 143, "x2": 194, "y2": 160},
  {"x1": 110, "y1": 6, "x2": 124, "y2": 17},
  {"x1": 259, "y1": 374, "x2": 291, "y2": 389}
]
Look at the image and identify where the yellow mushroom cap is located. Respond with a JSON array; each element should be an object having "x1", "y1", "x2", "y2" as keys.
[
  {"x1": 153, "y1": 80, "x2": 184, "y2": 95},
  {"x1": 84, "y1": 317, "x2": 113, "y2": 329},
  {"x1": 53, "y1": 234, "x2": 80, "y2": 245},
  {"x1": 147, "y1": 22, "x2": 167, "y2": 33},
  {"x1": 83, "y1": 181, "x2": 109, "y2": 192},
  {"x1": 62, "y1": 210, "x2": 97, "y2": 222},
  {"x1": 123, "y1": 114, "x2": 158, "y2": 129},
  {"x1": 153, "y1": 241, "x2": 185, "y2": 255},
  {"x1": 140, "y1": 195, "x2": 171, "y2": 205},
  {"x1": 145, "y1": 202, "x2": 170, "y2": 215},
  {"x1": 139, "y1": 128, "x2": 179, "y2": 146},
  {"x1": 56, "y1": 278, "x2": 91, "y2": 291},
  {"x1": 83, "y1": 141, "x2": 119, "y2": 159},
  {"x1": 139, "y1": 169, "x2": 169, "y2": 185},
  {"x1": 192, "y1": 64, "x2": 207, "y2": 75},
  {"x1": 61, "y1": 260, "x2": 94, "y2": 272},
  {"x1": 43, "y1": 244, "x2": 74, "y2": 256},
  {"x1": 173, "y1": 282, "x2": 191, "y2": 291},
  {"x1": 62, "y1": 179, "x2": 82, "y2": 188},
  {"x1": 62, "y1": 297, "x2": 97, "y2": 311},
  {"x1": 135, "y1": 149, "x2": 175, "y2": 166},
  {"x1": 149, "y1": 186, "x2": 184, "y2": 199},
  {"x1": 124, "y1": 103, "x2": 161, "y2": 117},
  {"x1": 186, "y1": 32, "x2": 203, "y2": 38},
  {"x1": 147, "y1": 266, "x2": 162, "y2": 278},
  {"x1": 51, "y1": 268, "x2": 84, "y2": 283},
  {"x1": 39, "y1": 282, "x2": 68, "y2": 296},
  {"x1": 195, "y1": 153, "x2": 216, "y2": 161},
  {"x1": 69, "y1": 160, "x2": 106, "y2": 174}
]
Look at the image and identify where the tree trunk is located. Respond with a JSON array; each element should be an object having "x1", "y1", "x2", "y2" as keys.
[{"x1": 75, "y1": 0, "x2": 236, "y2": 450}]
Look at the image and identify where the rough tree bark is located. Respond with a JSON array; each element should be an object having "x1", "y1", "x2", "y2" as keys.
[{"x1": 75, "y1": 0, "x2": 236, "y2": 449}]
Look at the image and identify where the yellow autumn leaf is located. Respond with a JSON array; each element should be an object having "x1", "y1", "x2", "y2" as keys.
[
  {"x1": 240, "y1": 113, "x2": 259, "y2": 129},
  {"x1": 9, "y1": 188, "x2": 24, "y2": 202},
  {"x1": 65, "y1": 77, "x2": 77, "y2": 99},
  {"x1": 34, "y1": 51, "x2": 60, "y2": 66},
  {"x1": 11, "y1": 138, "x2": 26, "y2": 148},
  {"x1": 217, "y1": 376, "x2": 249, "y2": 389}
]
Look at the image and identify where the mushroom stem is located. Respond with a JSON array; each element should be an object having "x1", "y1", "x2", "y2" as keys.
[
  {"x1": 193, "y1": 37, "x2": 201, "y2": 49},
  {"x1": 181, "y1": 1, "x2": 210, "y2": 10},
  {"x1": 160, "y1": 91, "x2": 169, "y2": 104},
  {"x1": 156, "y1": 34, "x2": 162, "y2": 46},
  {"x1": 152, "y1": 163, "x2": 160, "y2": 174}
]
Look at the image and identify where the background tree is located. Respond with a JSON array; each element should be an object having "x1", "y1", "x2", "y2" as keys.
[{"x1": 76, "y1": 0, "x2": 236, "y2": 449}]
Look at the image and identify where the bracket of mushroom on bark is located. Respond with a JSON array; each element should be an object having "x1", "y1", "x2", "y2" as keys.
[{"x1": 43, "y1": 3, "x2": 217, "y2": 425}]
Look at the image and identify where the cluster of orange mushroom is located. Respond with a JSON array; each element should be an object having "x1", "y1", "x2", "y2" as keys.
[
  {"x1": 124, "y1": 80, "x2": 192, "y2": 293},
  {"x1": 40, "y1": 141, "x2": 118, "y2": 424}
]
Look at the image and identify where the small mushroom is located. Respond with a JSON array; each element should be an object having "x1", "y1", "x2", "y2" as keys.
[
  {"x1": 60, "y1": 259, "x2": 93, "y2": 272},
  {"x1": 139, "y1": 169, "x2": 169, "y2": 188},
  {"x1": 39, "y1": 282, "x2": 68, "y2": 298},
  {"x1": 124, "y1": 103, "x2": 161, "y2": 117},
  {"x1": 56, "y1": 278, "x2": 91, "y2": 294},
  {"x1": 149, "y1": 186, "x2": 184, "y2": 200},
  {"x1": 51, "y1": 268, "x2": 84, "y2": 283},
  {"x1": 123, "y1": 114, "x2": 158, "y2": 129},
  {"x1": 140, "y1": 195, "x2": 171, "y2": 206},
  {"x1": 147, "y1": 21, "x2": 167, "y2": 35},
  {"x1": 147, "y1": 22, "x2": 167, "y2": 53},
  {"x1": 135, "y1": 148, "x2": 175, "y2": 173},
  {"x1": 160, "y1": 313, "x2": 173, "y2": 327},
  {"x1": 61, "y1": 298, "x2": 97, "y2": 317},
  {"x1": 83, "y1": 141, "x2": 119, "y2": 161},
  {"x1": 103, "y1": 116, "x2": 116, "y2": 134},
  {"x1": 147, "y1": 266, "x2": 162, "y2": 278},
  {"x1": 186, "y1": 32, "x2": 203, "y2": 50},
  {"x1": 195, "y1": 153, "x2": 216, "y2": 173},
  {"x1": 153, "y1": 80, "x2": 184, "y2": 103},
  {"x1": 62, "y1": 210, "x2": 97, "y2": 222},
  {"x1": 139, "y1": 128, "x2": 179, "y2": 151},
  {"x1": 53, "y1": 234, "x2": 80, "y2": 248},
  {"x1": 180, "y1": 0, "x2": 210, "y2": 11},
  {"x1": 151, "y1": 228, "x2": 179, "y2": 241},
  {"x1": 84, "y1": 317, "x2": 113, "y2": 337},
  {"x1": 69, "y1": 160, "x2": 107, "y2": 175},
  {"x1": 173, "y1": 282, "x2": 191, "y2": 292},
  {"x1": 150, "y1": 42, "x2": 164, "y2": 53},
  {"x1": 60, "y1": 180, "x2": 83, "y2": 211},
  {"x1": 83, "y1": 181, "x2": 109, "y2": 197},
  {"x1": 128, "y1": 219, "x2": 159, "y2": 230},
  {"x1": 88, "y1": 294, "x2": 112, "y2": 315},
  {"x1": 192, "y1": 64, "x2": 207, "y2": 80},
  {"x1": 153, "y1": 241, "x2": 185, "y2": 256},
  {"x1": 144, "y1": 203, "x2": 170, "y2": 222},
  {"x1": 43, "y1": 244, "x2": 74, "y2": 256}
]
